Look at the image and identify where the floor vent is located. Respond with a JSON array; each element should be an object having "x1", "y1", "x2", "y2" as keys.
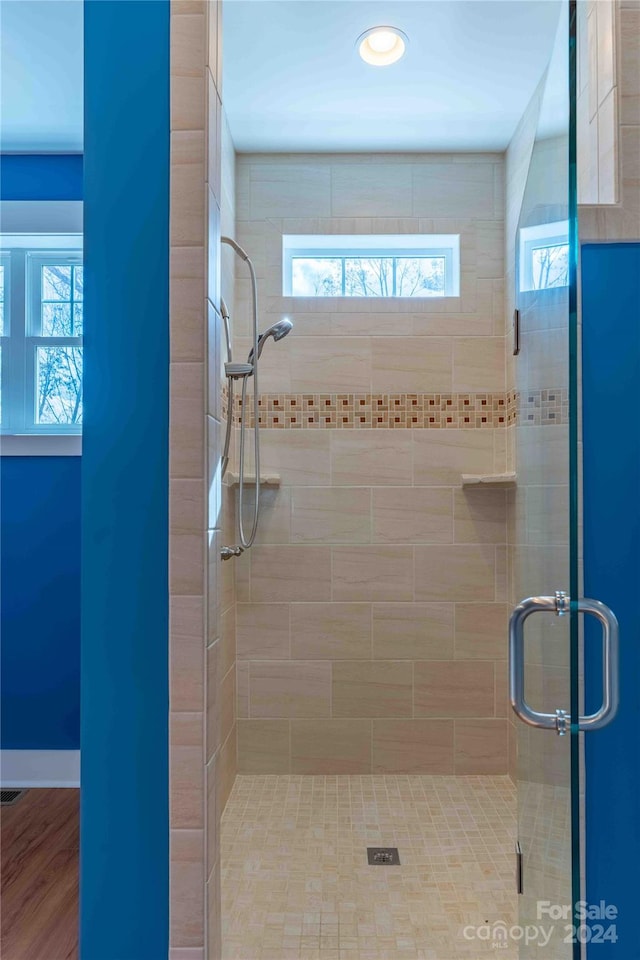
[
  {"x1": 1, "y1": 789, "x2": 27, "y2": 806},
  {"x1": 367, "y1": 847, "x2": 400, "y2": 866}
]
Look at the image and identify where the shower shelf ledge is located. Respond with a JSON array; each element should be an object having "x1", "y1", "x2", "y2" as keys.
[
  {"x1": 226, "y1": 472, "x2": 281, "y2": 488},
  {"x1": 461, "y1": 472, "x2": 517, "y2": 487}
]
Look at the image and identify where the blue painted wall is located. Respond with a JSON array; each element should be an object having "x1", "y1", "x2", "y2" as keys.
[
  {"x1": 582, "y1": 242, "x2": 640, "y2": 957},
  {"x1": 0, "y1": 457, "x2": 81, "y2": 748},
  {"x1": 0, "y1": 153, "x2": 83, "y2": 751},
  {"x1": 0, "y1": 154, "x2": 83, "y2": 200},
  {"x1": 81, "y1": 1, "x2": 169, "y2": 957}
]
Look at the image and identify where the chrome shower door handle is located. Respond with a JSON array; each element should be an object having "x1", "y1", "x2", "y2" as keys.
[
  {"x1": 509, "y1": 594, "x2": 620, "y2": 734},
  {"x1": 509, "y1": 595, "x2": 563, "y2": 731},
  {"x1": 576, "y1": 598, "x2": 619, "y2": 731}
]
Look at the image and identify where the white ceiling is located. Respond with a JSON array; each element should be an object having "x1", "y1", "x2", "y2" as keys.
[
  {"x1": 223, "y1": 0, "x2": 562, "y2": 152},
  {"x1": 0, "y1": 0, "x2": 562, "y2": 155},
  {"x1": 0, "y1": 0, "x2": 83, "y2": 152}
]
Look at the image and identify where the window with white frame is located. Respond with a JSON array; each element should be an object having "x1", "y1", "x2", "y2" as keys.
[
  {"x1": 283, "y1": 234, "x2": 460, "y2": 298},
  {"x1": 519, "y1": 220, "x2": 570, "y2": 292},
  {"x1": 0, "y1": 239, "x2": 83, "y2": 434},
  {"x1": 0, "y1": 258, "x2": 7, "y2": 331}
]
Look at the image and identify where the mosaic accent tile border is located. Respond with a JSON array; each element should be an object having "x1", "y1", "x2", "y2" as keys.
[
  {"x1": 222, "y1": 388, "x2": 567, "y2": 428},
  {"x1": 518, "y1": 388, "x2": 569, "y2": 426},
  {"x1": 235, "y1": 392, "x2": 510, "y2": 429}
]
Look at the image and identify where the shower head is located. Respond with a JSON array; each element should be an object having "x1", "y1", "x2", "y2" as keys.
[
  {"x1": 248, "y1": 319, "x2": 293, "y2": 365},
  {"x1": 265, "y1": 319, "x2": 294, "y2": 343}
]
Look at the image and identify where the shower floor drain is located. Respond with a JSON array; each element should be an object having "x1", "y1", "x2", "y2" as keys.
[
  {"x1": 1, "y1": 789, "x2": 27, "y2": 806},
  {"x1": 367, "y1": 847, "x2": 400, "y2": 866}
]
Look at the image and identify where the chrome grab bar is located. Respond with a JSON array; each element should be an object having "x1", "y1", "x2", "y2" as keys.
[{"x1": 509, "y1": 593, "x2": 619, "y2": 734}]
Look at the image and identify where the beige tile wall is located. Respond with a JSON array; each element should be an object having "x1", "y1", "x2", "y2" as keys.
[
  {"x1": 578, "y1": 0, "x2": 619, "y2": 204},
  {"x1": 170, "y1": 1, "x2": 227, "y2": 958},
  {"x1": 230, "y1": 153, "x2": 510, "y2": 776},
  {"x1": 580, "y1": 0, "x2": 640, "y2": 238}
]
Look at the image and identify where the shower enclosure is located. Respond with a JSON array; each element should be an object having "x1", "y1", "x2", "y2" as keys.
[{"x1": 209, "y1": 1, "x2": 623, "y2": 958}]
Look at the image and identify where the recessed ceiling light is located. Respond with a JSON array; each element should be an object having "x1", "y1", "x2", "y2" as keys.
[{"x1": 357, "y1": 26, "x2": 408, "y2": 66}]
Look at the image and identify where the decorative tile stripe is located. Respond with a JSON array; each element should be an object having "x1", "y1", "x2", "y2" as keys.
[
  {"x1": 518, "y1": 388, "x2": 569, "y2": 426},
  {"x1": 222, "y1": 387, "x2": 567, "y2": 428},
  {"x1": 235, "y1": 392, "x2": 510, "y2": 429}
]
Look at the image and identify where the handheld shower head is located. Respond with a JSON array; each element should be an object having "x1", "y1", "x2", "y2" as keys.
[
  {"x1": 266, "y1": 319, "x2": 294, "y2": 343},
  {"x1": 248, "y1": 319, "x2": 293, "y2": 365}
]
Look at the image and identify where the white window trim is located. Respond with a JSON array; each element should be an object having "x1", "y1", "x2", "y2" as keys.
[
  {"x1": 0, "y1": 434, "x2": 82, "y2": 456},
  {"x1": 519, "y1": 220, "x2": 569, "y2": 292},
  {"x1": 0, "y1": 250, "x2": 9, "y2": 330},
  {"x1": 283, "y1": 234, "x2": 460, "y2": 298},
  {"x1": 1, "y1": 239, "x2": 83, "y2": 441},
  {"x1": 0, "y1": 200, "x2": 83, "y2": 235}
]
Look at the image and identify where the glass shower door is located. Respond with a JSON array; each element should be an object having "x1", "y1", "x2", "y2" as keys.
[
  {"x1": 507, "y1": 3, "x2": 616, "y2": 956},
  {"x1": 510, "y1": 3, "x2": 578, "y2": 952}
]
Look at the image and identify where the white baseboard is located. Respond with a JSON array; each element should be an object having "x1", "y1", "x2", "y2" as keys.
[{"x1": 0, "y1": 749, "x2": 80, "y2": 788}]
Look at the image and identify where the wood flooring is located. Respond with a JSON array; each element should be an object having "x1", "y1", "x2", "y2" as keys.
[{"x1": 1, "y1": 788, "x2": 79, "y2": 960}]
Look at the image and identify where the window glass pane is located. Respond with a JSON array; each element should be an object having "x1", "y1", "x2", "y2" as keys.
[
  {"x1": 73, "y1": 265, "x2": 83, "y2": 301},
  {"x1": 395, "y1": 257, "x2": 446, "y2": 297},
  {"x1": 285, "y1": 234, "x2": 459, "y2": 298},
  {"x1": 36, "y1": 346, "x2": 83, "y2": 424},
  {"x1": 42, "y1": 265, "x2": 72, "y2": 301},
  {"x1": 0, "y1": 264, "x2": 4, "y2": 335},
  {"x1": 531, "y1": 243, "x2": 569, "y2": 289},
  {"x1": 345, "y1": 258, "x2": 393, "y2": 297},
  {"x1": 41, "y1": 261, "x2": 84, "y2": 335},
  {"x1": 42, "y1": 302, "x2": 73, "y2": 336},
  {"x1": 291, "y1": 258, "x2": 342, "y2": 296},
  {"x1": 73, "y1": 302, "x2": 83, "y2": 335}
]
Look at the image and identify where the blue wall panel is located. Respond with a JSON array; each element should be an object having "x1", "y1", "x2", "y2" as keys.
[
  {"x1": 0, "y1": 457, "x2": 81, "y2": 749},
  {"x1": 0, "y1": 154, "x2": 83, "y2": 200},
  {"x1": 582, "y1": 242, "x2": 640, "y2": 958},
  {"x1": 81, "y1": 1, "x2": 170, "y2": 957},
  {"x1": 1, "y1": 156, "x2": 83, "y2": 752}
]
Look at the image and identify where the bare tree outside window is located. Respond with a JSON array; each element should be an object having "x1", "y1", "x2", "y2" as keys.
[
  {"x1": 396, "y1": 257, "x2": 445, "y2": 297},
  {"x1": 344, "y1": 258, "x2": 393, "y2": 296},
  {"x1": 38, "y1": 263, "x2": 83, "y2": 424},
  {"x1": 531, "y1": 243, "x2": 569, "y2": 290},
  {"x1": 291, "y1": 258, "x2": 342, "y2": 296},
  {"x1": 0, "y1": 247, "x2": 83, "y2": 434},
  {"x1": 37, "y1": 346, "x2": 83, "y2": 424},
  {"x1": 291, "y1": 255, "x2": 447, "y2": 297},
  {"x1": 41, "y1": 264, "x2": 83, "y2": 335}
]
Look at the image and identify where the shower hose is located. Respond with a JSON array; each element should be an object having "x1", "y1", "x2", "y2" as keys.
[{"x1": 220, "y1": 236, "x2": 260, "y2": 552}]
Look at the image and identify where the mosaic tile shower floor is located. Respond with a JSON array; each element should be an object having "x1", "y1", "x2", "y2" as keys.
[{"x1": 221, "y1": 775, "x2": 517, "y2": 960}]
